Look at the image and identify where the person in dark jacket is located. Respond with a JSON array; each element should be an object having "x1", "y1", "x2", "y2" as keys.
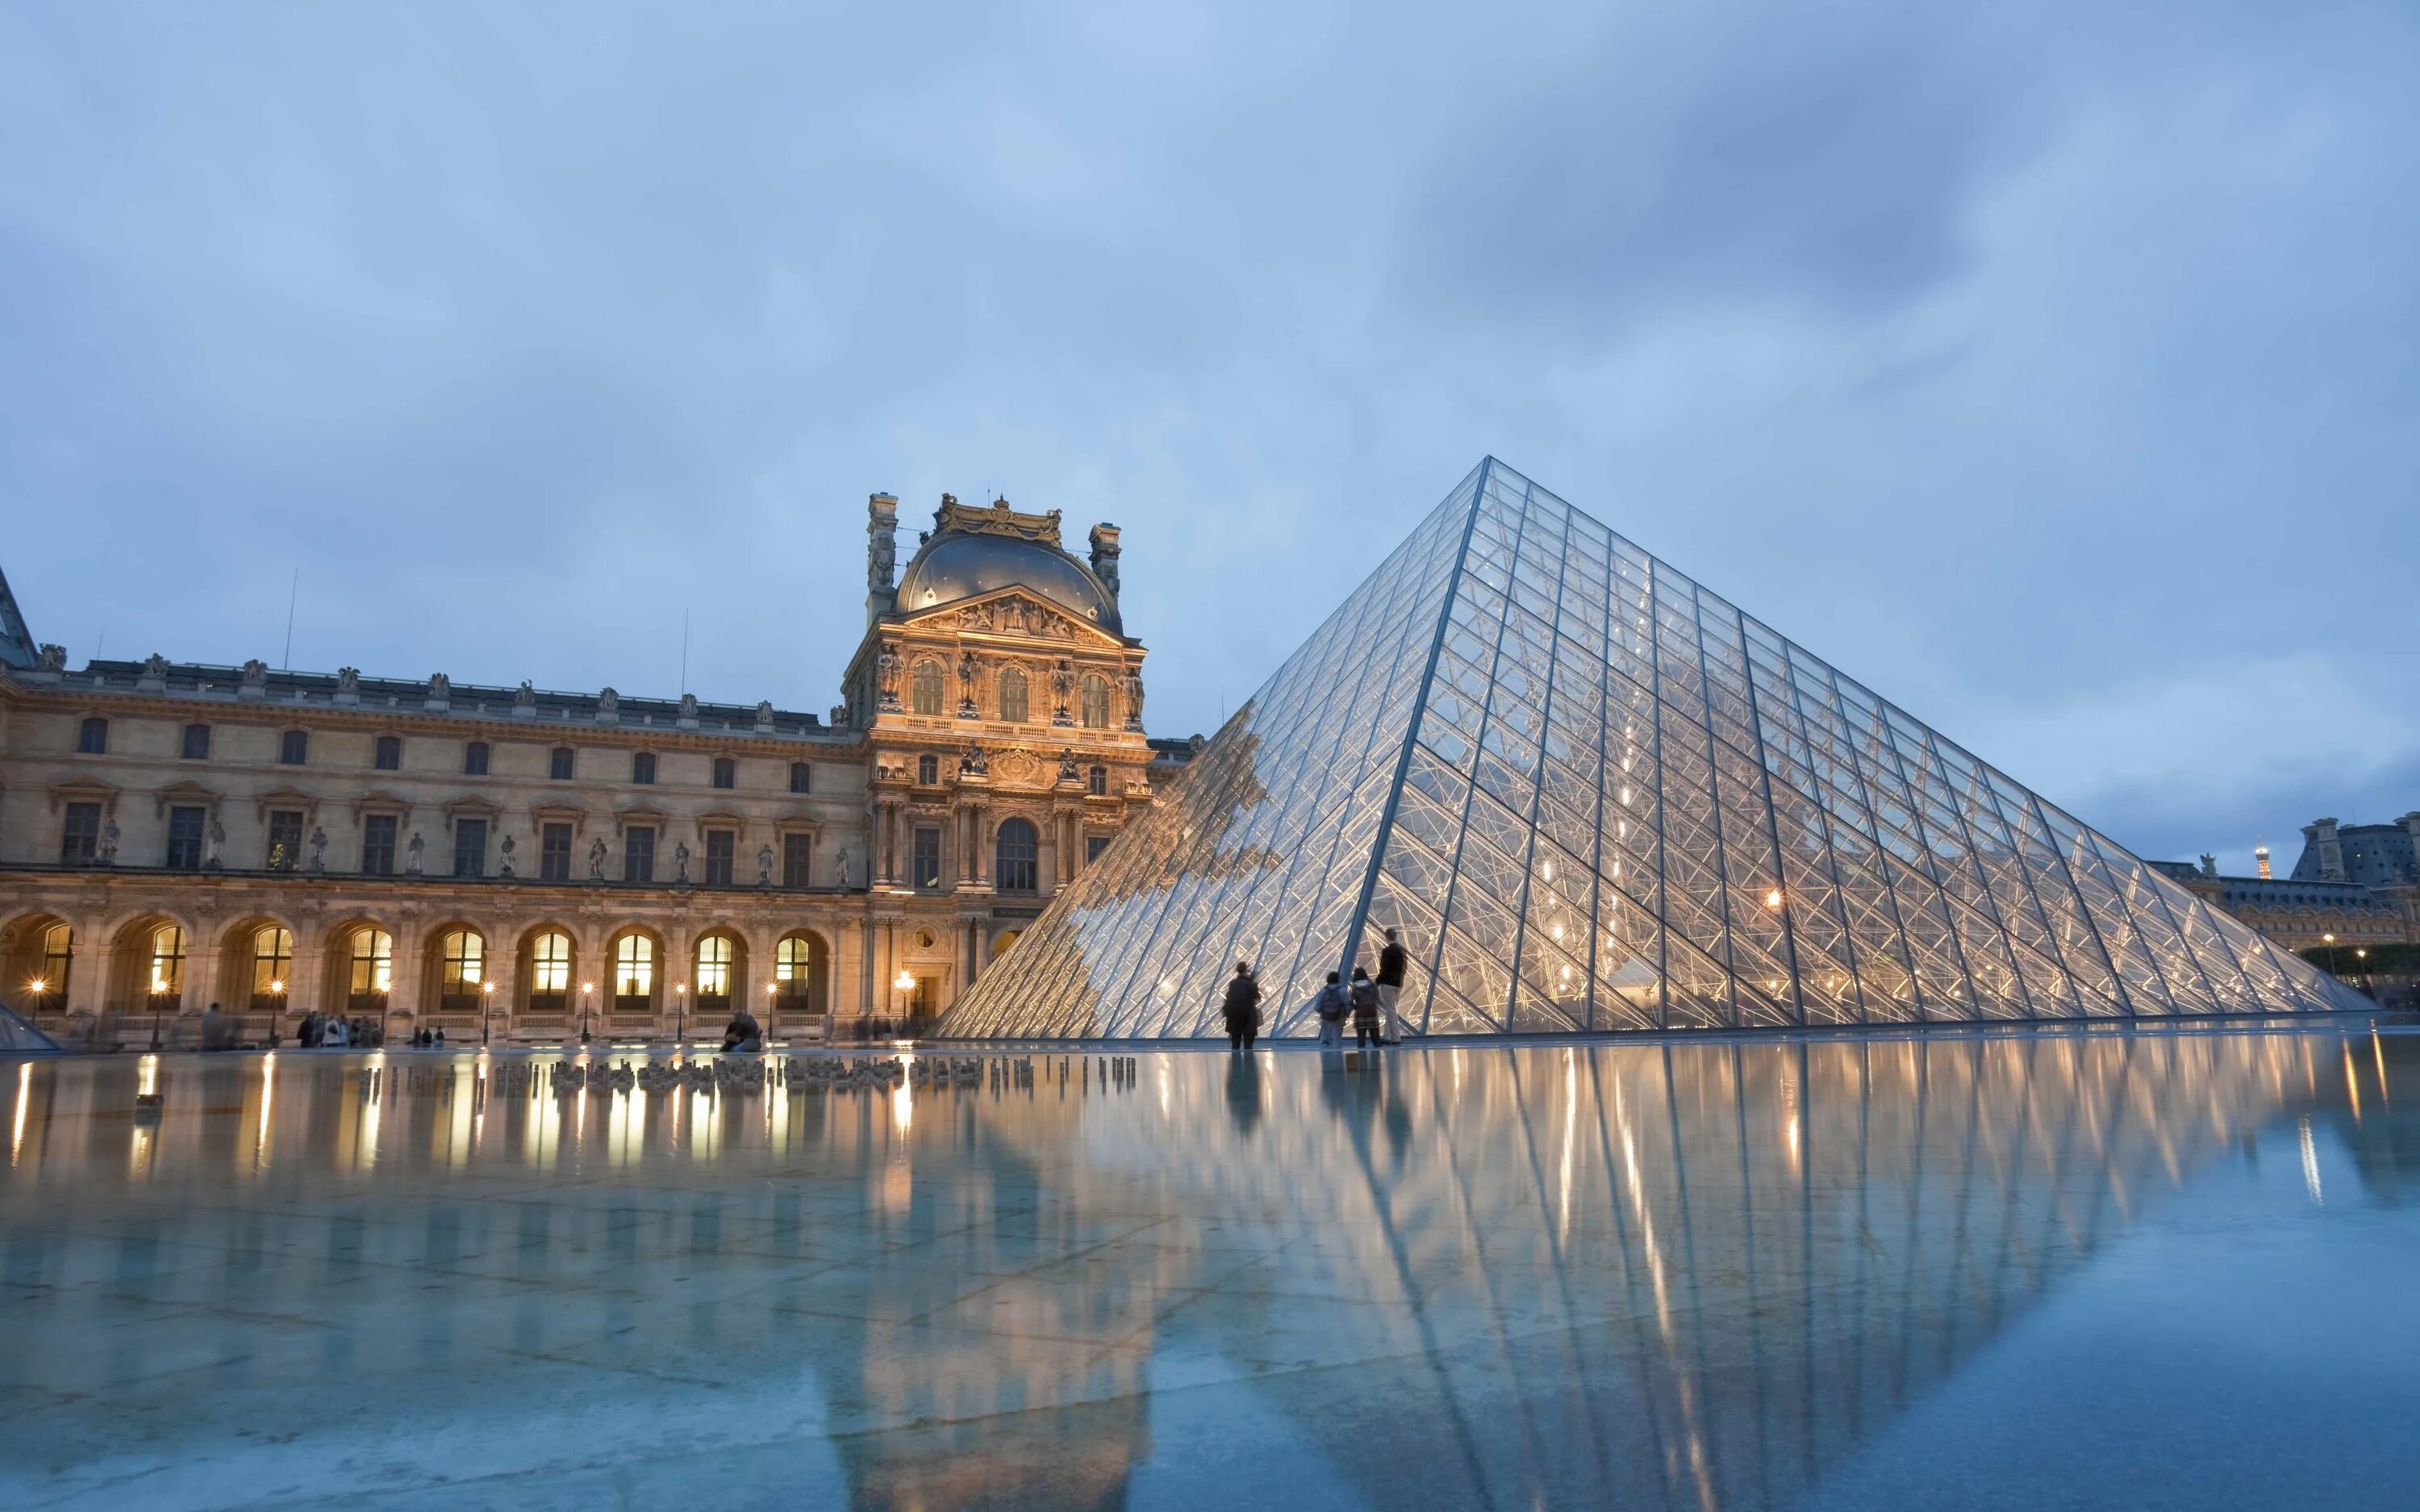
[
  {"x1": 1220, "y1": 962, "x2": 1262, "y2": 1051},
  {"x1": 1311, "y1": 971, "x2": 1349, "y2": 1048},
  {"x1": 722, "y1": 1005, "x2": 763, "y2": 1052},
  {"x1": 1350, "y1": 967, "x2": 1383, "y2": 1049},
  {"x1": 1375, "y1": 927, "x2": 1408, "y2": 1043}
]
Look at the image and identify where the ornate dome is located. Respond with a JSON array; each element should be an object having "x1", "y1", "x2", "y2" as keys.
[{"x1": 895, "y1": 532, "x2": 1123, "y2": 634}]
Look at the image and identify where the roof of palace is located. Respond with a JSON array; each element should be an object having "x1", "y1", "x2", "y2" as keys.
[
  {"x1": 893, "y1": 497, "x2": 1124, "y2": 635},
  {"x1": 0, "y1": 564, "x2": 35, "y2": 671}
]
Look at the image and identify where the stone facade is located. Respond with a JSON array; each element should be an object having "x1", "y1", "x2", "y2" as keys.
[{"x1": 0, "y1": 495, "x2": 1187, "y2": 1048}]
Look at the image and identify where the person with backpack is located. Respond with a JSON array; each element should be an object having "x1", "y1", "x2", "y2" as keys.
[
  {"x1": 1350, "y1": 967, "x2": 1383, "y2": 1050},
  {"x1": 1220, "y1": 962, "x2": 1262, "y2": 1051},
  {"x1": 1310, "y1": 971, "x2": 1350, "y2": 1048}
]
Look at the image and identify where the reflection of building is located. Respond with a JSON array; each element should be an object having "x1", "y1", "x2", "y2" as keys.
[
  {"x1": 943, "y1": 459, "x2": 2366, "y2": 1040},
  {"x1": 0, "y1": 501, "x2": 1188, "y2": 1046}
]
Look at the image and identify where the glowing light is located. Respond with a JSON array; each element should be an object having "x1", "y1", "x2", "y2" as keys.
[
  {"x1": 1764, "y1": 889, "x2": 1784, "y2": 909},
  {"x1": 27, "y1": 977, "x2": 44, "y2": 995},
  {"x1": 893, "y1": 969, "x2": 916, "y2": 992},
  {"x1": 269, "y1": 979, "x2": 285, "y2": 993}
]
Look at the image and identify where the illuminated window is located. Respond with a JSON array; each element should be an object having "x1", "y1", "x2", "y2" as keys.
[
  {"x1": 998, "y1": 666, "x2": 1028, "y2": 723},
  {"x1": 776, "y1": 934, "x2": 823, "y2": 1014},
  {"x1": 1079, "y1": 674, "x2": 1110, "y2": 729},
  {"x1": 995, "y1": 818, "x2": 1039, "y2": 893},
  {"x1": 346, "y1": 929, "x2": 393, "y2": 1006},
  {"x1": 250, "y1": 925, "x2": 292, "y2": 1010},
  {"x1": 32, "y1": 923, "x2": 73, "y2": 1010},
  {"x1": 910, "y1": 660, "x2": 944, "y2": 715},
  {"x1": 613, "y1": 935, "x2": 654, "y2": 1011},
  {"x1": 439, "y1": 930, "x2": 484, "y2": 1011},
  {"x1": 695, "y1": 935, "x2": 732, "y2": 1006},
  {"x1": 148, "y1": 925, "x2": 186, "y2": 998},
  {"x1": 528, "y1": 931, "x2": 571, "y2": 1014}
]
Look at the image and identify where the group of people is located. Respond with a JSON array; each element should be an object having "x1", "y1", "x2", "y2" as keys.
[
  {"x1": 296, "y1": 1009, "x2": 378, "y2": 1048},
  {"x1": 1218, "y1": 927, "x2": 1411, "y2": 1050}
]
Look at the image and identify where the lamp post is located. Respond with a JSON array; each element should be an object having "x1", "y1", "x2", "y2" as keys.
[
  {"x1": 894, "y1": 968, "x2": 916, "y2": 1039},
  {"x1": 674, "y1": 983, "x2": 687, "y2": 1046},
  {"x1": 764, "y1": 981, "x2": 779, "y2": 1046},
  {"x1": 269, "y1": 978, "x2": 286, "y2": 1049},
  {"x1": 2323, "y1": 932, "x2": 2339, "y2": 980},
  {"x1": 148, "y1": 984, "x2": 168, "y2": 1050},
  {"x1": 579, "y1": 981, "x2": 595, "y2": 1045},
  {"x1": 375, "y1": 989, "x2": 391, "y2": 1049},
  {"x1": 2356, "y1": 947, "x2": 2373, "y2": 996},
  {"x1": 482, "y1": 980, "x2": 495, "y2": 1047}
]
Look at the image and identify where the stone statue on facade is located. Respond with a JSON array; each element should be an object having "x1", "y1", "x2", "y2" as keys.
[
  {"x1": 144, "y1": 652, "x2": 170, "y2": 678},
  {"x1": 958, "y1": 740, "x2": 989, "y2": 777},
  {"x1": 588, "y1": 835, "x2": 608, "y2": 879},
  {"x1": 833, "y1": 846, "x2": 849, "y2": 887},
  {"x1": 674, "y1": 841, "x2": 691, "y2": 884},
  {"x1": 307, "y1": 827, "x2": 328, "y2": 872},
  {"x1": 205, "y1": 819, "x2": 225, "y2": 869},
  {"x1": 406, "y1": 831, "x2": 424, "y2": 875},
  {"x1": 1058, "y1": 748, "x2": 1080, "y2": 783},
  {"x1": 36, "y1": 644, "x2": 66, "y2": 673},
  {"x1": 498, "y1": 833, "x2": 516, "y2": 877},
  {"x1": 828, "y1": 704, "x2": 848, "y2": 728},
  {"x1": 238, "y1": 657, "x2": 266, "y2": 687},
  {"x1": 1051, "y1": 660, "x2": 1074, "y2": 725},
  {"x1": 428, "y1": 673, "x2": 451, "y2": 702},
  {"x1": 98, "y1": 819, "x2": 119, "y2": 867},
  {"x1": 957, "y1": 650, "x2": 979, "y2": 718},
  {"x1": 514, "y1": 681, "x2": 536, "y2": 712},
  {"x1": 1123, "y1": 668, "x2": 1145, "y2": 729},
  {"x1": 597, "y1": 686, "x2": 618, "y2": 719},
  {"x1": 875, "y1": 642, "x2": 902, "y2": 711},
  {"x1": 867, "y1": 510, "x2": 898, "y2": 592},
  {"x1": 336, "y1": 666, "x2": 360, "y2": 694},
  {"x1": 678, "y1": 692, "x2": 698, "y2": 723},
  {"x1": 757, "y1": 843, "x2": 774, "y2": 886},
  {"x1": 754, "y1": 699, "x2": 775, "y2": 731}
]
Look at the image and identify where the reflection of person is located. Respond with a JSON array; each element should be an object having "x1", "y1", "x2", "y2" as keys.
[
  {"x1": 722, "y1": 1005, "x2": 762, "y2": 1052},
  {"x1": 1350, "y1": 968, "x2": 1383, "y2": 1049},
  {"x1": 1220, "y1": 963, "x2": 1262, "y2": 1051},
  {"x1": 1311, "y1": 971, "x2": 1349, "y2": 1048},
  {"x1": 1375, "y1": 928, "x2": 1408, "y2": 1044}
]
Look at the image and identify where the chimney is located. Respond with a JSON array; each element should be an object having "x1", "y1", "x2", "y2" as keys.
[
  {"x1": 2304, "y1": 818, "x2": 2345, "y2": 883},
  {"x1": 866, "y1": 493, "x2": 899, "y2": 627},
  {"x1": 2255, "y1": 843, "x2": 2272, "y2": 880},
  {"x1": 1087, "y1": 522, "x2": 1122, "y2": 601}
]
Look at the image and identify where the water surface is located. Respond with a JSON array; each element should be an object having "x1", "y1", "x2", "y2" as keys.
[{"x1": 4, "y1": 1027, "x2": 2416, "y2": 1510}]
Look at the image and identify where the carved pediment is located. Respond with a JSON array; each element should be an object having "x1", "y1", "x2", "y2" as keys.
[
  {"x1": 255, "y1": 785, "x2": 319, "y2": 823},
  {"x1": 353, "y1": 788, "x2": 412, "y2": 817},
  {"x1": 901, "y1": 589, "x2": 1125, "y2": 648},
  {"x1": 50, "y1": 776, "x2": 119, "y2": 814},
  {"x1": 152, "y1": 779, "x2": 223, "y2": 818}
]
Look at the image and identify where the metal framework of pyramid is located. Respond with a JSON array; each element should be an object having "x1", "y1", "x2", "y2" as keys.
[{"x1": 937, "y1": 459, "x2": 2368, "y2": 1039}]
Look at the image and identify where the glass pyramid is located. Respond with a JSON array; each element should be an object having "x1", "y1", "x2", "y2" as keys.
[{"x1": 937, "y1": 459, "x2": 2368, "y2": 1039}]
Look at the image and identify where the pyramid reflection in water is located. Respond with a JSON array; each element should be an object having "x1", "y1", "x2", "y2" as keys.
[{"x1": 938, "y1": 459, "x2": 2366, "y2": 1039}]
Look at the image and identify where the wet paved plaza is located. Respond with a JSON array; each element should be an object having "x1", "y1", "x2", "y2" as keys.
[{"x1": 3, "y1": 1026, "x2": 2418, "y2": 1510}]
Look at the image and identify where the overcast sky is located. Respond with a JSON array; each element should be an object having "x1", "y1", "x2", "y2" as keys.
[{"x1": 3, "y1": 1, "x2": 2414, "y2": 875}]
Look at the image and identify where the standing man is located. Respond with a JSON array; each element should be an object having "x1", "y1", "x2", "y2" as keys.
[
  {"x1": 1375, "y1": 927, "x2": 1408, "y2": 1044},
  {"x1": 1221, "y1": 961, "x2": 1262, "y2": 1051}
]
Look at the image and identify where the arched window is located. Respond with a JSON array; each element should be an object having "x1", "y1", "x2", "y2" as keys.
[
  {"x1": 345, "y1": 929, "x2": 392, "y2": 1011},
  {"x1": 775, "y1": 934, "x2": 825, "y2": 1016},
  {"x1": 439, "y1": 930, "x2": 484, "y2": 1013},
  {"x1": 917, "y1": 753, "x2": 939, "y2": 785},
  {"x1": 695, "y1": 935, "x2": 732, "y2": 1013},
  {"x1": 998, "y1": 666, "x2": 1028, "y2": 723},
  {"x1": 712, "y1": 756, "x2": 736, "y2": 789},
  {"x1": 250, "y1": 925, "x2": 292, "y2": 1012},
  {"x1": 910, "y1": 660, "x2": 945, "y2": 715},
  {"x1": 613, "y1": 935, "x2": 655, "y2": 1013},
  {"x1": 374, "y1": 735, "x2": 402, "y2": 770},
  {"x1": 1087, "y1": 764, "x2": 1108, "y2": 797},
  {"x1": 465, "y1": 741, "x2": 490, "y2": 776},
  {"x1": 528, "y1": 931, "x2": 572, "y2": 1015},
  {"x1": 31, "y1": 923, "x2": 72, "y2": 1010},
  {"x1": 1079, "y1": 674, "x2": 1110, "y2": 729},
  {"x1": 148, "y1": 925, "x2": 186, "y2": 999},
  {"x1": 77, "y1": 717, "x2": 108, "y2": 755},
  {"x1": 995, "y1": 818, "x2": 1039, "y2": 893}
]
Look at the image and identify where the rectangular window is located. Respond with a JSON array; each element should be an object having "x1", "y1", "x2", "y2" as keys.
[
  {"x1": 549, "y1": 747, "x2": 574, "y2": 781},
  {"x1": 912, "y1": 827, "x2": 941, "y2": 889},
  {"x1": 61, "y1": 802, "x2": 102, "y2": 864},
  {"x1": 279, "y1": 730, "x2": 308, "y2": 765},
  {"x1": 632, "y1": 752, "x2": 656, "y2": 785},
  {"x1": 361, "y1": 814, "x2": 398, "y2": 875},
  {"x1": 704, "y1": 830, "x2": 735, "y2": 886},
  {"x1": 464, "y1": 741, "x2": 490, "y2": 776},
  {"x1": 782, "y1": 832, "x2": 814, "y2": 889},
  {"x1": 267, "y1": 810, "x2": 303, "y2": 870},
  {"x1": 77, "y1": 717, "x2": 108, "y2": 754},
  {"x1": 712, "y1": 757, "x2": 736, "y2": 789},
  {"x1": 453, "y1": 818, "x2": 488, "y2": 878},
  {"x1": 624, "y1": 827, "x2": 655, "y2": 882},
  {"x1": 540, "y1": 823, "x2": 572, "y2": 881},
  {"x1": 789, "y1": 761, "x2": 812, "y2": 794},
  {"x1": 165, "y1": 806, "x2": 207, "y2": 869},
  {"x1": 1087, "y1": 835, "x2": 1110, "y2": 864},
  {"x1": 374, "y1": 735, "x2": 401, "y2": 770},
  {"x1": 182, "y1": 723, "x2": 211, "y2": 760}
]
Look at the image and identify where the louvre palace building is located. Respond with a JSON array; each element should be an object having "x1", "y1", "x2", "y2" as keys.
[{"x1": 0, "y1": 493, "x2": 1192, "y2": 1048}]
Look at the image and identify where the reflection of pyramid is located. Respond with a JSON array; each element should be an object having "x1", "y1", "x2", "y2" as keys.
[{"x1": 938, "y1": 459, "x2": 2368, "y2": 1039}]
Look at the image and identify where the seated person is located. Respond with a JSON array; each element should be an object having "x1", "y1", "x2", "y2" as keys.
[{"x1": 721, "y1": 1006, "x2": 763, "y2": 1053}]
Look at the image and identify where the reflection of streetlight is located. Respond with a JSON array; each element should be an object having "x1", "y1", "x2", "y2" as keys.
[
  {"x1": 481, "y1": 980, "x2": 496, "y2": 1047},
  {"x1": 579, "y1": 981, "x2": 595, "y2": 1045},
  {"x1": 148, "y1": 985, "x2": 169, "y2": 1049}
]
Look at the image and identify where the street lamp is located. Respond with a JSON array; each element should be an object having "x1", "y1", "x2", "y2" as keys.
[
  {"x1": 148, "y1": 980, "x2": 169, "y2": 1049},
  {"x1": 764, "y1": 981, "x2": 779, "y2": 1046},
  {"x1": 268, "y1": 978, "x2": 286, "y2": 1048},
  {"x1": 674, "y1": 983, "x2": 687, "y2": 1046},
  {"x1": 2323, "y1": 932, "x2": 2340, "y2": 980},
  {"x1": 481, "y1": 980, "x2": 496, "y2": 1047},
  {"x1": 2356, "y1": 947, "x2": 2373, "y2": 996},
  {"x1": 893, "y1": 968, "x2": 916, "y2": 1036},
  {"x1": 579, "y1": 981, "x2": 595, "y2": 1045}
]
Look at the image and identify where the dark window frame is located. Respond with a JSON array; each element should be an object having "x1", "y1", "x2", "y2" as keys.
[
  {"x1": 278, "y1": 729, "x2": 309, "y2": 765},
  {"x1": 712, "y1": 756, "x2": 736, "y2": 790},
  {"x1": 464, "y1": 741, "x2": 490, "y2": 776},
  {"x1": 61, "y1": 802, "x2": 102, "y2": 865},
  {"x1": 789, "y1": 761, "x2": 812, "y2": 794},
  {"x1": 181, "y1": 723, "x2": 211, "y2": 760},
  {"x1": 453, "y1": 818, "x2": 488, "y2": 878},
  {"x1": 165, "y1": 806, "x2": 207, "y2": 870},
  {"x1": 549, "y1": 746, "x2": 574, "y2": 781},
  {"x1": 703, "y1": 829, "x2": 735, "y2": 886},
  {"x1": 374, "y1": 735, "x2": 402, "y2": 771},
  {"x1": 995, "y1": 817, "x2": 1039, "y2": 893},
  {"x1": 912, "y1": 827, "x2": 942, "y2": 889},
  {"x1": 77, "y1": 717, "x2": 109, "y2": 755},
  {"x1": 632, "y1": 752, "x2": 657, "y2": 785},
  {"x1": 361, "y1": 814, "x2": 398, "y2": 876}
]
